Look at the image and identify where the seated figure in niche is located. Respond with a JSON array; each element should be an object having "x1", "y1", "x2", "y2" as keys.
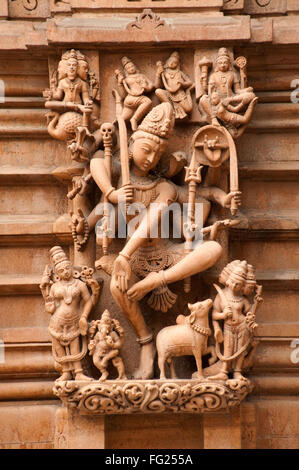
[
  {"x1": 155, "y1": 51, "x2": 194, "y2": 120},
  {"x1": 44, "y1": 49, "x2": 96, "y2": 141},
  {"x1": 115, "y1": 56, "x2": 154, "y2": 131},
  {"x1": 199, "y1": 48, "x2": 257, "y2": 138},
  {"x1": 73, "y1": 102, "x2": 241, "y2": 380}
]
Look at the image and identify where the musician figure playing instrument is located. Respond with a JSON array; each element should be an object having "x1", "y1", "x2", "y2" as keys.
[
  {"x1": 155, "y1": 51, "x2": 194, "y2": 120},
  {"x1": 115, "y1": 57, "x2": 154, "y2": 131}
]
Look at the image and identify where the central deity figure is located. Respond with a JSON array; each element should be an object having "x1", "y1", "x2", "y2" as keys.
[{"x1": 79, "y1": 102, "x2": 241, "y2": 380}]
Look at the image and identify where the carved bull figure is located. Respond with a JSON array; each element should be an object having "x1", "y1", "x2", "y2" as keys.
[{"x1": 156, "y1": 298, "x2": 217, "y2": 379}]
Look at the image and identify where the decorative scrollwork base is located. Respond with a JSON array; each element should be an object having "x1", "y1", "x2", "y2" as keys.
[{"x1": 53, "y1": 378, "x2": 253, "y2": 415}]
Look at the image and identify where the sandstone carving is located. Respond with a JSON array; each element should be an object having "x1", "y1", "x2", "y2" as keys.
[
  {"x1": 44, "y1": 49, "x2": 94, "y2": 140},
  {"x1": 43, "y1": 49, "x2": 101, "y2": 165},
  {"x1": 84, "y1": 99, "x2": 242, "y2": 381},
  {"x1": 157, "y1": 299, "x2": 217, "y2": 380},
  {"x1": 88, "y1": 309, "x2": 127, "y2": 382},
  {"x1": 42, "y1": 43, "x2": 260, "y2": 416},
  {"x1": 40, "y1": 246, "x2": 100, "y2": 381},
  {"x1": 115, "y1": 57, "x2": 154, "y2": 131},
  {"x1": 207, "y1": 260, "x2": 262, "y2": 384},
  {"x1": 155, "y1": 52, "x2": 194, "y2": 120},
  {"x1": 127, "y1": 8, "x2": 167, "y2": 32},
  {"x1": 198, "y1": 48, "x2": 258, "y2": 138},
  {"x1": 53, "y1": 379, "x2": 253, "y2": 415}
]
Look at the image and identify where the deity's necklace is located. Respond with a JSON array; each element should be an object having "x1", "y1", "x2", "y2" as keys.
[
  {"x1": 66, "y1": 77, "x2": 78, "y2": 93},
  {"x1": 61, "y1": 278, "x2": 76, "y2": 305},
  {"x1": 130, "y1": 171, "x2": 159, "y2": 189},
  {"x1": 227, "y1": 294, "x2": 244, "y2": 303}
]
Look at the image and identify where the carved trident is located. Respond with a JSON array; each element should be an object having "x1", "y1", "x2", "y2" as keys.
[{"x1": 183, "y1": 151, "x2": 204, "y2": 293}]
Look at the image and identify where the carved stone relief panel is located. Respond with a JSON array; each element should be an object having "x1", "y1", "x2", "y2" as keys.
[{"x1": 41, "y1": 33, "x2": 261, "y2": 414}]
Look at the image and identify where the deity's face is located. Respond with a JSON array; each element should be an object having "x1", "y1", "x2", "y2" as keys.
[
  {"x1": 99, "y1": 323, "x2": 111, "y2": 337},
  {"x1": 58, "y1": 60, "x2": 66, "y2": 80},
  {"x1": 125, "y1": 62, "x2": 137, "y2": 75},
  {"x1": 78, "y1": 61, "x2": 89, "y2": 81},
  {"x1": 56, "y1": 261, "x2": 73, "y2": 282},
  {"x1": 243, "y1": 283, "x2": 256, "y2": 297},
  {"x1": 227, "y1": 277, "x2": 244, "y2": 296},
  {"x1": 131, "y1": 137, "x2": 161, "y2": 174},
  {"x1": 167, "y1": 56, "x2": 179, "y2": 69},
  {"x1": 66, "y1": 58, "x2": 78, "y2": 80},
  {"x1": 216, "y1": 57, "x2": 230, "y2": 72}
]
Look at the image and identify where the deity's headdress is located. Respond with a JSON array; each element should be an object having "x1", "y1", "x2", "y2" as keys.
[
  {"x1": 61, "y1": 49, "x2": 78, "y2": 62},
  {"x1": 227, "y1": 260, "x2": 247, "y2": 284},
  {"x1": 246, "y1": 264, "x2": 256, "y2": 285},
  {"x1": 165, "y1": 51, "x2": 180, "y2": 66},
  {"x1": 101, "y1": 309, "x2": 111, "y2": 321},
  {"x1": 219, "y1": 260, "x2": 241, "y2": 285},
  {"x1": 136, "y1": 102, "x2": 175, "y2": 143},
  {"x1": 49, "y1": 246, "x2": 70, "y2": 269},
  {"x1": 122, "y1": 56, "x2": 133, "y2": 68},
  {"x1": 216, "y1": 48, "x2": 230, "y2": 62}
]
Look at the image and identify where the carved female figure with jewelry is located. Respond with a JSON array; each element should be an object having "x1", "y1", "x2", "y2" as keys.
[{"x1": 40, "y1": 246, "x2": 98, "y2": 382}]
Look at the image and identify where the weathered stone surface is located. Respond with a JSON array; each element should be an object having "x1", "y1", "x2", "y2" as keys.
[{"x1": 0, "y1": 0, "x2": 299, "y2": 451}]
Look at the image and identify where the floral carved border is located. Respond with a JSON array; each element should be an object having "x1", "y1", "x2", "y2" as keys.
[{"x1": 53, "y1": 379, "x2": 253, "y2": 415}]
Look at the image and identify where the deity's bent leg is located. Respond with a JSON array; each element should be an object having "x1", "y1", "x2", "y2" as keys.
[
  {"x1": 208, "y1": 324, "x2": 232, "y2": 381},
  {"x1": 112, "y1": 356, "x2": 127, "y2": 380},
  {"x1": 122, "y1": 105, "x2": 134, "y2": 123},
  {"x1": 110, "y1": 274, "x2": 154, "y2": 380},
  {"x1": 70, "y1": 337, "x2": 92, "y2": 381},
  {"x1": 182, "y1": 90, "x2": 193, "y2": 114},
  {"x1": 231, "y1": 96, "x2": 258, "y2": 126},
  {"x1": 131, "y1": 97, "x2": 152, "y2": 131},
  {"x1": 127, "y1": 240, "x2": 222, "y2": 302},
  {"x1": 52, "y1": 338, "x2": 72, "y2": 381},
  {"x1": 233, "y1": 326, "x2": 250, "y2": 380}
]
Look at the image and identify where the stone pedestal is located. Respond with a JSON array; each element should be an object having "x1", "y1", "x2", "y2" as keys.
[{"x1": 54, "y1": 406, "x2": 105, "y2": 449}]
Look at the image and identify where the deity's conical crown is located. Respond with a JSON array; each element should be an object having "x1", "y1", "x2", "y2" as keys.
[
  {"x1": 137, "y1": 102, "x2": 175, "y2": 140},
  {"x1": 246, "y1": 264, "x2": 256, "y2": 284},
  {"x1": 101, "y1": 309, "x2": 111, "y2": 322},
  {"x1": 216, "y1": 47, "x2": 230, "y2": 61},
  {"x1": 169, "y1": 51, "x2": 179, "y2": 61},
  {"x1": 49, "y1": 246, "x2": 69, "y2": 268},
  {"x1": 228, "y1": 260, "x2": 247, "y2": 283},
  {"x1": 122, "y1": 56, "x2": 132, "y2": 68},
  {"x1": 61, "y1": 49, "x2": 87, "y2": 63},
  {"x1": 219, "y1": 260, "x2": 240, "y2": 285}
]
